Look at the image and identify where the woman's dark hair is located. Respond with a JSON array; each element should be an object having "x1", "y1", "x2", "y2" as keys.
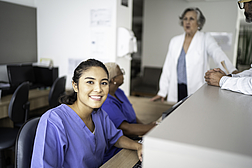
[
  {"x1": 179, "y1": 7, "x2": 206, "y2": 31},
  {"x1": 60, "y1": 59, "x2": 109, "y2": 105}
]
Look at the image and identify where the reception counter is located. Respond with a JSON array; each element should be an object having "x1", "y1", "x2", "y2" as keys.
[{"x1": 143, "y1": 84, "x2": 252, "y2": 167}]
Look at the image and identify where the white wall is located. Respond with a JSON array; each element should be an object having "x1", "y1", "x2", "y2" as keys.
[
  {"x1": 35, "y1": 0, "x2": 133, "y2": 93},
  {"x1": 1, "y1": 0, "x2": 241, "y2": 93},
  {"x1": 35, "y1": 0, "x2": 109, "y2": 89},
  {"x1": 0, "y1": 0, "x2": 132, "y2": 94},
  {"x1": 142, "y1": 0, "x2": 239, "y2": 69}
]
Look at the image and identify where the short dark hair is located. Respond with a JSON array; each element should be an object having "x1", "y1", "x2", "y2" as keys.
[
  {"x1": 179, "y1": 7, "x2": 206, "y2": 31},
  {"x1": 60, "y1": 58, "x2": 109, "y2": 105}
]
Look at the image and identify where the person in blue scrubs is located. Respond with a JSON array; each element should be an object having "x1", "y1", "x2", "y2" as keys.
[
  {"x1": 31, "y1": 59, "x2": 142, "y2": 168},
  {"x1": 102, "y1": 62, "x2": 156, "y2": 163}
]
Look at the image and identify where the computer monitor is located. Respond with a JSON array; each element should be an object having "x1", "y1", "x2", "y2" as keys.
[
  {"x1": 7, "y1": 64, "x2": 36, "y2": 87},
  {"x1": 162, "y1": 96, "x2": 190, "y2": 120},
  {"x1": 0, "y1": 1, "x2": 37, "y2": 65}
]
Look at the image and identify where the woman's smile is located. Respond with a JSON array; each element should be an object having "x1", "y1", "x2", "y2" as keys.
[{"x1": 89, "y1": 95, "x2": 103, "y2": 101}]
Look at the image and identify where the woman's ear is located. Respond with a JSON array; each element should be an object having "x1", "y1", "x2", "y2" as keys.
[
  {"x1": 110, "y1": 78, "x2": 117, "y2": 85},
  {"x1": 72, "y1": 81, "x2": 78, "y2": 92},
  {"x1": 110, "y1": 78, "x2": 114, "y2": 83}
]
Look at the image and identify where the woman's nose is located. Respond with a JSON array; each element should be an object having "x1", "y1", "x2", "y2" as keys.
[{"x1": 94, "y1": 83, "x2": 102, "y2": 92}]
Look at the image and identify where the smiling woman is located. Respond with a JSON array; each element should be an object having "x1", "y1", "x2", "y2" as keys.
[
  {"x1": 30, "y1": 59, "x2": 143, "y2": 168},
  {"x1": 71, "y1": 66, "x2": 109, "y2": 112}
]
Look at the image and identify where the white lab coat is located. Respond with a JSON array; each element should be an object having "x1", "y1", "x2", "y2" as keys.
[
  {"x1": 158, "y1": 31, "x2": 236, "y2": 103},
  {"x1": 220, "y1": 67, "x2": 252, "y2": 95}
]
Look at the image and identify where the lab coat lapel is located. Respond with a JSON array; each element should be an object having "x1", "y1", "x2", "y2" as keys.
[
  {"x1": 185, "y1": 31, "x2": 203, "y2": 68},
  {"x1": 185, "y1": 31, "x2": 205, "y2": 96},
  {"x1": 167, "y1": 34, "x2": 185, "y2": 103},
  {"x1": 186, "y1": 31, "x2": 200, "y2": 54},
  {"x1": 173, "y1": 33, "x2": 185, "y2": 67}
]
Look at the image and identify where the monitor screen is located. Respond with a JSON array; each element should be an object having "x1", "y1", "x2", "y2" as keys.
[
  {"x1": 0, "y1": 1, "x2": 37, "y2": 65},
  {"x1": 162, "y1": 96, "x2": 190, "y2": 120},
  {"x1": 7, "y1": 64, "x2": 36, "y2": 87}
]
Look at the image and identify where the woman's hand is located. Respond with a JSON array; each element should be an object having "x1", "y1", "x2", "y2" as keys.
[
  {"x1": 204, "y1": 69, "x2": 226, "y2": 86},
  {"x1": 114, "y1": 136, "x2": 143, "y2": 161},
  {"x1": 212, "y1": 68, "x2": 226, "y2": 75},
  {"x1": 150, "y1": 95, "x2": 165, "y2": 102},
  {"x1": 136, "y1": 143, "x2": 143, "y2": 162}
]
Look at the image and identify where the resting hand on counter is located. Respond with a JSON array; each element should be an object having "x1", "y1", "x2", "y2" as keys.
[
  {"x1": 136, "y1": 144, "x2": 143, "y2": 162},
  {"x1": 114, "y1": 136, "x2": 143, "y2": 162},
  {"x1": 204, "y1": 68, "x2": 227, "y2": 86},
  {"x1": 150, "y1": 95, "x2": 165, "y2": 102}
]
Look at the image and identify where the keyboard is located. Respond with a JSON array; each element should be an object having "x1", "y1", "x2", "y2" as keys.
[{"x1": 132, "y1": 160, "x2": 142, "y2": 168}]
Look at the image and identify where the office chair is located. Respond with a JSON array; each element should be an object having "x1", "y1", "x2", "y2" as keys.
[
  {"x1": 8, "y1": 81, "x2": 30, "y2": 127},
  {"x1": 48, "y1": 76, "x2": 66, "y2": 108},
  {"x1": 131, "y1": 67, "x2": 162, "y2": 97},
  {"x1": 0, "y1": 81, "x2": 30, "y2": 168},
  {"x1": 15, "y1": 117, "x2": 40, "y2": 168}
]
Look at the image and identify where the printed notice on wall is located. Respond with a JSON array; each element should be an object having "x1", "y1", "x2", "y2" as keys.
[
  {"x1": 90, "y1": 29, "x2": 106, "y2": 57},
  {"x1": 90, "y1": 8, "x2": 112, "y2": 27}
]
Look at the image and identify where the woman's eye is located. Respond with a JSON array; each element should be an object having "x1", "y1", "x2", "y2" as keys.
[
  {"x1": 87, "y1": 81, "x2": 94, "y2": 84},
  {"x1": 101, "y1": 82, "x2": 108, "y2": 85},
  {"x1": 190, "y1": 17, "x2": 194, "y2": 20}
]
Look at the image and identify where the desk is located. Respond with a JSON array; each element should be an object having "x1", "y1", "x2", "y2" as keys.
[
  {"x1": 143, "y1": 84, "x2": 252, "y2": 167},
  {"x1": 101, "y1": 149, "x2": 139, "y2": 168},
  {"x1": 0, "y1": 89, "x2": 50, "y2": 120},
  {"x1": 101, "y1": 96, "x2": 173, "y2": 168}
]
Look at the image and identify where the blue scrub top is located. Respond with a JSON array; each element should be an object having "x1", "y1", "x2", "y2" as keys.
[
  {"x1": 31, "y1": 104, "x2": 123, "y2": 168},
  {"x1": 102, "y1": 88, "x2": 137, "y2": 163},
  {"x1": 102, "y1": 88, "x2": 137, "y2": 128}
]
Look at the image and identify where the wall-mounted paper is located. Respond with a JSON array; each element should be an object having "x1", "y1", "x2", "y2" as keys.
[{"x1": 90, "y1": 8, "x2": 111, "y2": 27}]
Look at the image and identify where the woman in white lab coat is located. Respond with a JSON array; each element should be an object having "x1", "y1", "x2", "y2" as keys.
[{"x1": 151, "y1": 7, "x2": 237, "y2": 103}]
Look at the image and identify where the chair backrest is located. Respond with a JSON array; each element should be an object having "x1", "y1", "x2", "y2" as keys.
[
  {"x1": 8, "y1": 81, "x2": 30, "y2": 127},
  {"x1": 15, "y1": 117, "x2": 40, "y2": 168},
  {"x1": 48, "y1": 76, "x2": 66, "y2": 108},
  {"x1": 142, "y1": 67, "x2": 162, "y2": 86}
]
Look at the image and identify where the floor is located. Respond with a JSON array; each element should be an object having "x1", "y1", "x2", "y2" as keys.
[{"x1": 127, "y1": 96, "x2": 173, "y2": 124}]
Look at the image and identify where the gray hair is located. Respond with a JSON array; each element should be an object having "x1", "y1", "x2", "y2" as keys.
[
  {"x1": 179, "y1": 7, "x2": 206, "y2": 31},
  {"x1": 104, "y1": 62, "x2": 118, "y2": 82}
]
